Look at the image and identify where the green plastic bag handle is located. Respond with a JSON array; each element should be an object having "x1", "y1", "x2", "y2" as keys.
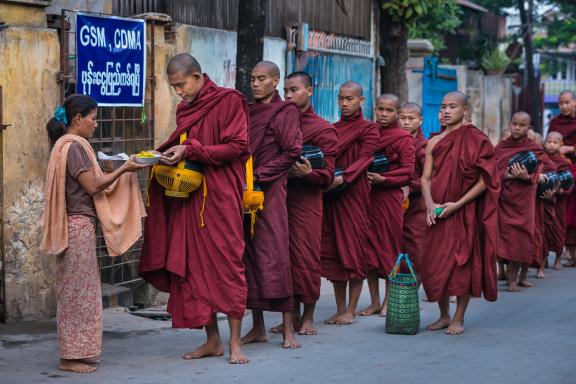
[{"x1": 389, "y1": 253, "x2": 417, "y2": 280}]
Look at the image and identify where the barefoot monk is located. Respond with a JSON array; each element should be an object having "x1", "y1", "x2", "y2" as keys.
[
  {"x1": 139, "y1": 54, "x2": 251, "y2": 364},
  {"x1": 421, "y1": 91, "x2": 499, "y2": 335}
]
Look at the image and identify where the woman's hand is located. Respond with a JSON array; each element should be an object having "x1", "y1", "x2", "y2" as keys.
[
  {"x1": 122, "y1": 156, "x2": 152, "y2": 172},
  {"x1": 540, "y1": 189, "x2": 555, "y2": 200}
]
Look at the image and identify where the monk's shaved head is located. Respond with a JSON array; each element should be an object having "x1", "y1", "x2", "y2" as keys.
[
  {"x1": 286, "y1": 71, "x2": 313, "y2": 88},
  {"x1": 547, "y1": 131, "x2": 563, "y2": 141},
  {"x1": 512, "y1": 111, "x2": 531, "y2": 123},
  {"x1": 377, "y1": 94, "x2": 400, "y2": 110},
  {"x1": 340, "y1": 81, "x2": 363, "y2": 97},
  {"x1": 253, "y1": 61, "x2": 281, "y2": 78},
  {"x1": 560, "y1": 90, "x2": 575, "y2": 99},
  {"x1": 443, "y1": 91, "x2": 468, "y2": 107},
  {"x1": 167, "y1": 53, "x2": 202, "y2": 75},
  {"x1": 400, "y1": 102, "x2": 422, "y2": 116}
]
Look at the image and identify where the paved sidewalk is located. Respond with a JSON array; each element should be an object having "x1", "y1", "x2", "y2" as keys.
[{"x1": 1, "y1": 265, "x2": 575, "y2": 384}]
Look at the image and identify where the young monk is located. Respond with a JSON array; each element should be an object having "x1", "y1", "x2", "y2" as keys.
[
  {"x1": 139, "y1": 54, "x2": 251, "y2": 364},
  {"x1": 279, "y1": 71, "x2": 338, "y2": 335},
  {"x1": 41, "y1": 95, "x2": 147, "y2": 373},
  {"x1": 362, "y1": 94, "x2": 415, "y2": 317},
  {"x1": 544, "y1": 131, "x2": 573, "y2": 268},
  {"x1": 421, "y1": 91, "x2": 499, "y2": 335},
  {"x1": 400, "y1": 103, "x2": 427, "y2": 278},
  {"x1": 241, "y1": 61, "x2": 303, "y2": 349},
  {"x1": 528, "y1": 130, "x2": 556, "y2": 279},
  {"x1": 548, "y1": 91, "x2": 576, "y2": 264},
  {"x1": 321, "y1": 81, "x2": 379, "y2": 325},
  {"x1": 495, "y1": 112, "x2": 543, "y2": 292}
]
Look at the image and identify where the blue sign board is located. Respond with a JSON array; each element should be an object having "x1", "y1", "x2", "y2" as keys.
[{"x1": 76, "y1": 13, "x2": 146, "y2": 106}]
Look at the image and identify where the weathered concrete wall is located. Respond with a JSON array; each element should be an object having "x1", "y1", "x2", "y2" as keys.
[
  {"x1": 407, "y1": 65, "x2": 514, "y2": 144},
  {"x1": 0, "y1": 20, "x2": 61, "y2": 321}
]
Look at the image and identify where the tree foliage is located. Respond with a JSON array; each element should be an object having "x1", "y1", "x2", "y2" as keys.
[
  {"x1": 407, "y1": 1, "x2": 462, "y2": 51},
  {"x1": 533, "y1": 1, "x2": 576, "y2": 50},
  {"x1": 380, "y1": 0, "x2": 462, "y2": 51}
]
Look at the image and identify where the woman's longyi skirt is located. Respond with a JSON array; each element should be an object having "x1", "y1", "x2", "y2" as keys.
[{"x1": 56, "y1": 215, "x2": 102, "y2": 360}]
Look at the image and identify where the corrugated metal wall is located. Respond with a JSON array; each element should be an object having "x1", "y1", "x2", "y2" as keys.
[
  {"x1": 112, "y1": 0, "x2": 372, "y2": 39},
  {"x1": 289, "y1": 51, "x2": 374, "y2": 123}
]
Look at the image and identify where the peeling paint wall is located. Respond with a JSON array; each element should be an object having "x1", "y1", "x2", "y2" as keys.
[{"x1": 0, "y1": 16, "x2": 61, "y2": 322}]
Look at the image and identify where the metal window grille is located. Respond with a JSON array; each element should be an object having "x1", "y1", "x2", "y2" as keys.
[{"x1": 53, "y1": 9, "x2": 155, "y2": 286}]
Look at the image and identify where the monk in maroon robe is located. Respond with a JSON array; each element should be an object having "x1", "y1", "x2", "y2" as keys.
[
  {"x1": 421, "y1": 91, "x2": 499, "y2": 335},
  {"x1": 139, "y1": 54, "x2": 250, "y2": 364},
  {"x1": 282, "y1": 72, "x2": 337, "y2": 335},
  {"x1": 535, "y1": 149, "x2": 557, "y2": 278},
  {"x1": 400, "y1": 103, "x2": 427, "y2": 275},
  {"x1": 548, "y1": 90, "x2": 576, "y2": 266},
  {"x1": 321, "y1": 81, "x2": 379, "y2": 325},
  {"x1": 544, "y1": 131, "x2": 574, "y2": 268},
  {"x1": 361, "y1": 94, "x2": 415, "y2": 317},
  {"x1": 496, "y1": 112, "x2": 543, "y2": 292},
  {"x1": 241, "y1": 61, "x2": 303, "y2": 349}
]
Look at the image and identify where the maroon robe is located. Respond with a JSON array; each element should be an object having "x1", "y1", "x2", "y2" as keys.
[
  {"x1": 287, "y1": 107, "x2": 337, "y2": 304},
  {"x1": 321, "y1": 110, "x2": 379, "y2": 282},
  {"x1": 495, "y1": 137, "x2": 543, "y2": 264},
  {"x1": 402, "y1": 129, "x2": 427, "y2": 273},
  {"x1": 139, "y1": 75, "x2": 249, "y2": 328},
  {"x1": 534, "y1": 153, "x2": 556, "y2": 268},
  {"x1": 548, "y1": 114, "x2": 576, "y2": 245},
  {"x1": 244, "y1": 91, "x2": 302, "y2": 312},
  {"x1": 547, "y1": 152, "x2": 572, "y2": 255},
  {"x1": 365, "y1": 121, "x2": 415, "y2": 277},
  {"x1": 421, "y1": 124, "x2": 500, "y2": 302}
]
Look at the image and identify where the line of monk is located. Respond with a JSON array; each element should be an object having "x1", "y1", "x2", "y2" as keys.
[{"x1": 137, "y1": 53, "x2": 575, "y2": 364}]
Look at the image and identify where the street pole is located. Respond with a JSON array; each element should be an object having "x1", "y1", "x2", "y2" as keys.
[
  {"x1": 518, "y1": 0, "x2": 541, "y2": 133},
  {"x1": 235, "y1": 0, "x2": 267, "y2": 100}
]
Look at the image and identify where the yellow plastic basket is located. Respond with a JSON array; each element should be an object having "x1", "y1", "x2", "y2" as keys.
[{"x1": 154, "y1": 132, "x2": 203, "y2": 198}]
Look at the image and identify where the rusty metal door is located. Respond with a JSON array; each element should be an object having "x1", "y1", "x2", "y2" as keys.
[{"x1": 53, "y1": 10, "x2": 155, "y2": 288}]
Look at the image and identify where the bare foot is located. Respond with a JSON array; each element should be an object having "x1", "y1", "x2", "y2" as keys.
[
  {"x1": 58, "y1": 359, "x2": 97, "y2": 373},
  {"x1": 507, "y1": 282, "x2": 521, "y2": 292},
  {"x1": 335, "y1": 311, "x2": 355, "y2": 325},
  {"x1": 379, "y1": 305, "x2": 387, "y2": 317},
  {"x1": 518, "y1": 279, "x2": 533, "y2": 288},
  {"x1": 446, "y1": 320, "x2": 465, "y2": 335},
  {"x1": 80, "y1": 357, "x2": 100, "y2": 365},
  {"x1": 182, "y1": 340, "x2": 225, "y2": 360},
  {"x1": 298, "y1": 320, "x2": 317, "y2": 335},
  {"x1": 324, "y1": 312, "x2": 344, "y2": 325},
  {"x1": 358, "y1": 304, "x2": 380, "y2": 316},
  {"x1": 229, "y1": 344, "x2": 250, "y2": 364},
  {"x1": 554, "y1": 260, "x2": 563, "y2": 270},
  {"x1": 269, "y1": 324, "x2": 283, "y2": 334},
  {"x1": 282, "y1": 332, "x2": 302, "y2": 349},
  {"x1": 426, "y1": 317, "x2": 450, "y2": 331},
  {"x1": 536, "y1": 269, "x2": 546, "y2": 279},
  {"x1": 240, "y1": 329, "x2": 267, "y2": 345}
]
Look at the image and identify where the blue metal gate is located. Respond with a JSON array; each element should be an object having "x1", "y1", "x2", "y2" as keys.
[
  {"x1": 287, "y1": 27, "x2": 375, "y2": 123},
  {"x1": 421, "y1": 56, "x2": 458, "y2": 138}
]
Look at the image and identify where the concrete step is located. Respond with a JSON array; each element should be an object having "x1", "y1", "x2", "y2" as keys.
[{"x1": 101, "y1": 283, "x2": 132, "y2": 309}]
